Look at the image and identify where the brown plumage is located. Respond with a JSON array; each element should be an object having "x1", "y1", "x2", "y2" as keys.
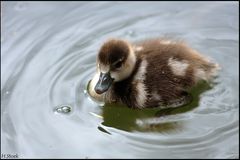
[
  {"x1": 98, "y1": 39, "x2": 129, "y2": 65},
  {"x1": 88, "y1": 38, "x2": 220, "y2": 109}
]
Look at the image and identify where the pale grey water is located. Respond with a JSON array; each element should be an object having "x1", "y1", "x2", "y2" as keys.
[{"x1": 1, "y1": 1, "x2": 239, "y2": 159}]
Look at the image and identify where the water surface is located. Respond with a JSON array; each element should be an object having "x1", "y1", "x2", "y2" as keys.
[{"x1": 1, "y1": 1, "x2": 239, "y2": 158}]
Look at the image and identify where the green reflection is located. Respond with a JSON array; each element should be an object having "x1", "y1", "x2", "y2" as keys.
[{"x1": 101, "y1": 81, "x2": 212, "y2": 132}]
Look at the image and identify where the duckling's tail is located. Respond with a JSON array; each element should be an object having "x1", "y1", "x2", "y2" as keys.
[
  {"x1": 195, "y1": 61, "x2": 221, "y2": 83},
  {"x1": 208, "y1": 62, "x2": 221, "y2": 81}
]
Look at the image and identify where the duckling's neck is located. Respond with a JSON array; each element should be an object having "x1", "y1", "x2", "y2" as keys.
[{"x1": 124, "y1": 47, "x2": 137, "y2": 78}]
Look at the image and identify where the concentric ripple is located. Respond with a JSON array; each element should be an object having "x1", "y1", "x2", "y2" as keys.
[{"x1": 1, "y1": 1, "x2": 239, "y2": 159}]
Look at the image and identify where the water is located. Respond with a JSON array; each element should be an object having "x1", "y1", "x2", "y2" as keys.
[{"x1": 1, "y1": 1, "x2": 239, "y2": 158}]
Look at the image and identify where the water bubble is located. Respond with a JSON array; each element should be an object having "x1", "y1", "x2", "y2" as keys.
[
  {"x1": 61, "y1": 106, "x2": 71, "y2": 113},
  {"x1": 54, "y1": 105, "x2": 72, "y2": 114},
  {"x1": 83, "y1": 89, "x2": 87, "y2": 94}
]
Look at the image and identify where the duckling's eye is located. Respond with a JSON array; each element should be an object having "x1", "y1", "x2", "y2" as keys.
[{"x1": 114, "y1": 61, "x2": 122, "y2": 69}]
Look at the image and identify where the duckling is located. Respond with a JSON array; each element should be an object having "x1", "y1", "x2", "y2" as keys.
[{"x1": 88, "y1": 38, "x2": 220, "y2": 109}]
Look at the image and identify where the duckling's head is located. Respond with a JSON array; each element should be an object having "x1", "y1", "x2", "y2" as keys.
[{"x1": 94, "y1": 39, "x2": 136, "y2": 94}]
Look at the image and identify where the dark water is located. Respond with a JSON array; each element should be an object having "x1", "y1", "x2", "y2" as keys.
[{"x1": 1, "y1": 1, "x2": 239, "y2": 158}]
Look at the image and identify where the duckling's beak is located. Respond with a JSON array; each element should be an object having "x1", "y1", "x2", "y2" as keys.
[{"x1": 94, "y1": 72, "x2": 114, "y2": 94}]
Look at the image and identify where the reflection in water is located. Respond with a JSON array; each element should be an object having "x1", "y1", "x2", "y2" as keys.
[{"x1": 102, "y1": 81, "x2": 212, "y2": 132}]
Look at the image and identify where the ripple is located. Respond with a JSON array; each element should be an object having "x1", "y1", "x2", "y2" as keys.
[
  {"x1": 1, "y1": 1, "x2": 239, "y2": 159},
  {"x1": 106, "y1": 117, "x2": 238, "y2": 152}
]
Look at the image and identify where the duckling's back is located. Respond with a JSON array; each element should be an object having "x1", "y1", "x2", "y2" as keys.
[{"x1": 130, "y1": 39, "x2": 220, "y2": 108}]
